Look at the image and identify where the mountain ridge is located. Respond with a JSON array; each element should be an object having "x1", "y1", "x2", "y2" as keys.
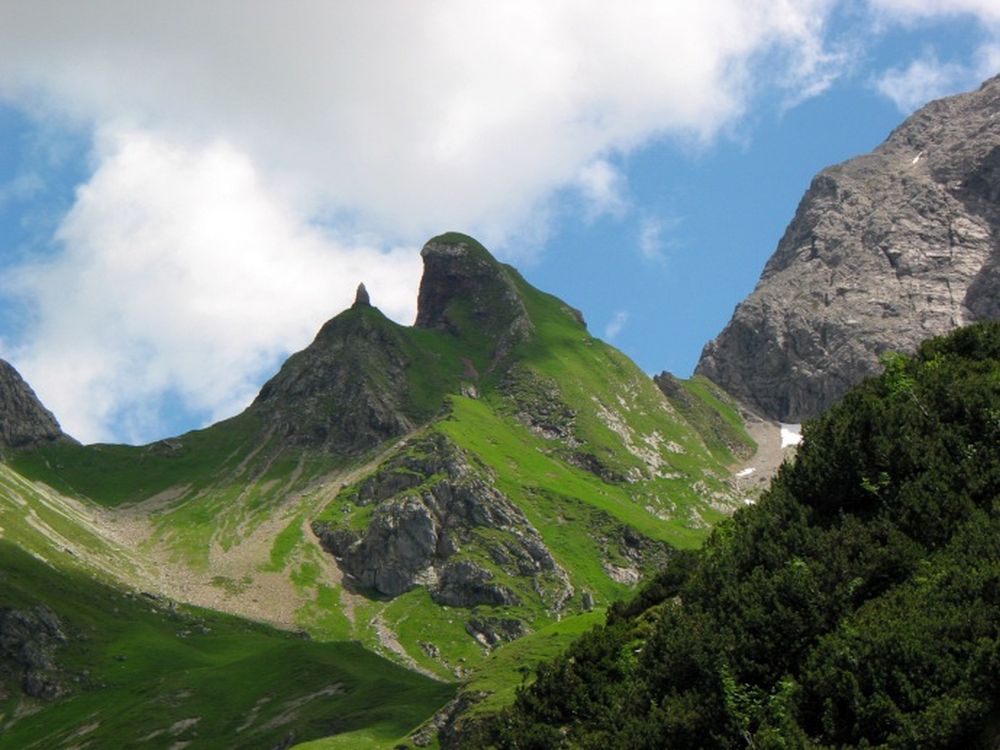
[{"x1": 0, "y1": 231, "x2": 755, "y2": 749}]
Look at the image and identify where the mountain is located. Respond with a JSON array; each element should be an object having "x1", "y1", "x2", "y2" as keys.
[
  {"x1": 696, "y1": 75, "x2": 1000, "y2": 422},
  {"x1": 0, "y1": 233, "x2": 754, "y2": 748},
  {"x1": 0, "y1": 359, "x2": 69, "y2": 454},
  {"x1": 487, "y1": 321, "x2": 1000, "y2": 749}
]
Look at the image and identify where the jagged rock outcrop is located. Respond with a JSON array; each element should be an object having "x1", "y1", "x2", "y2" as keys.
[
  {"x1": 0, "y1": 359, "x2": 67, "y2": 454},
  {"x1": 353, "y1": 282, "x2": 371, "y2": 308},
  {"x1": 313, "y1": 433, "x2": 566, "y2": 606},
  {"x1": 0, "y1": 605, "x2": 67, "y2": 700},
  {"x1": 247, "y1": 234, "x2": 540, "y2": 455},
  {"x1": 431, "y1": 560, "x2": 520, "y2": 607},
  {"x1": 697, "y1": 75, "x2": 1000, "y2": 422},
  {"x1": 249, "y1": 306, "x2": 416, "y2": 453},
  {"x1": 416, "y1": 234, "x2": 534, "y2": 364}
]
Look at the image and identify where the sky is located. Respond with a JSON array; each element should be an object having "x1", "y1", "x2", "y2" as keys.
[{"x1": 0, "y1": 1, "x2": 997, "y2": 445}]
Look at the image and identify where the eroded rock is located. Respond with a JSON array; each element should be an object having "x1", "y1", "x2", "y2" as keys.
[
  {"x1": 0, "y1": 359, "x2": 70, "y2": 453},
  {"x1": 313, "y1": 434, "x2": 566, "y2": 608},
  {"x1": 697, "y1": 75, "x2": 1000, "y2": 421}
]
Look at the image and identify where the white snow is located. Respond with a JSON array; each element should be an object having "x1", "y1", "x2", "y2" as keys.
[
  {"x1": 735, "y1": 467, "x2": 756, "y2": 478},
  {"x1": 780, "y1": 423, "x2": 802, "y2": 448},
  {"x1": 911, "y1": 152, "x2": 923, "y2": 165}
]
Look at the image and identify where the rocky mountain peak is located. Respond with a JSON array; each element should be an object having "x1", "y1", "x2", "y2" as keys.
[
  {"x1": 353, "y1": 282, "x2": 371, "y2": 308},
  {"x1": 696, "y1": 74, "x2": 1000, "y2": 422},
  {"x1": 0, "y1": 359, "x2": 67, "y2": 453},
  {"x1": 249, "y1": 305, "x2": 415, "y2": 453},
  {"x1": 415, "y1": 233, "x2": 533, "y2": 362}
]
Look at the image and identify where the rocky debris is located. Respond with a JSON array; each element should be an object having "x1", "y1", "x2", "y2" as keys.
[
  {"x1": 498, "y1": 366, "x2": 627, "y2": 482},
  {"x1": 411, "y1": 690, "x2": 488, "y2": 748},
  {"x1": 499, "y1": 366, "x2": 577, "y2": 442},
  {"x1": 431, "y1": 560, "x2": 520, "y2": 608},
  {"x1": 250, "y1": 305, "x2": 416, "y2": 454},
  {"x1": 0, "y1": 359, "x2": 69, "y2": 454},
  {"x1": 697, "y1": 74, "x2": 1000, "y2": 422},
  {"x1": 314, "y1": 434, "x2": 566, "y2": 607},
  {"x1": 464, "y1": 616, "x2": 528, "y2": 647},
  {"x1": 415, "y1": 234, "x2": 534, "y2": 365},
  {"x1": 593, "y1": 519, "x2": 674, "y2": 586},
  {"x1": 0, "y1": 605, "x2": 68, "y2": 700}
]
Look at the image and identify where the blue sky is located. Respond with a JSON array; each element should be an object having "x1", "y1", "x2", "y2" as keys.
[{"x1": 0, "y1": 1, "x2": 997, "y2": 445}]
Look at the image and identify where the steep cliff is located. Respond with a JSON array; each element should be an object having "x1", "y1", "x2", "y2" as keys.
[
  {"x1": 697, "y1": 74, "x2": 1000, "y2": 421},
  {"x1": 0, "y1": 360, "x2": 67, "y2": 453}
]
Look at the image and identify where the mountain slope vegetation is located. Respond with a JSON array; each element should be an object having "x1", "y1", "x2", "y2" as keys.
[
  {"x1": 484, "y1": 322, "x2": 1000, "y2": 749},
  {"x1": 1, "y1": 233, "x2": 756, "y2": 747}
]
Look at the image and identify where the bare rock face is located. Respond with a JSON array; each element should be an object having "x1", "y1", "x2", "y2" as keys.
[
  {"x1": 313, "y1": 433, "x2": 564, "y2": 606},
  {"x1": 250, "y1": 306, "x2": 416, "y2": 454},
  {"x1": 415, "y1": 234, "x2": 533, "y2": 364},
  {"x1": 697, "y1": 75, "x2": 1000, "y2": 422},
  {"x1": 0, "y1": 606, "x2": 67, "y2": 700},
  {"x1": 0, "y1": 359, "x2": 66, "y2": 454}
]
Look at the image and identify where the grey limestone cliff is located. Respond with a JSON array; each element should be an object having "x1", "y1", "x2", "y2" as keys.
[{"x1": 697, "y1": 74, "x2": 1000, "y2": 421}]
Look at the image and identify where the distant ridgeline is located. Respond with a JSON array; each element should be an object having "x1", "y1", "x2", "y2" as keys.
[{"x1": 481, "y1": 322, "x2": 1000, "y2": 749}]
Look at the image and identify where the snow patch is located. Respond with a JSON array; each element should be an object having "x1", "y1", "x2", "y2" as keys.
[
  {"x1": 780, "y1": 423, "x2": 802, "y2": 448},
  {"x1": 911, "y1": 151, "x2": 923, "y2": 165},
  {"x1": 735, "y1": 467, "x2": 756, "y2": 478}
]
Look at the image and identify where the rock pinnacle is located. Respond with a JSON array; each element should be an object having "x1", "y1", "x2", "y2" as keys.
[{"x1": 353, "y1": 282, "x2": 371, "y2": 308}]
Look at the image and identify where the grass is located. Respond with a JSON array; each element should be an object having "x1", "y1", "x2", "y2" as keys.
[
  {"x1": 461, "y1": 610, "x2": 607, "y2": 718},
  {"x1": 439, "y1": 396, "x2": 714, "y2": 550},
  {"x1": 0, "y1": 541, "x2": 455, "y2": 750},
  {"x1": 9, "y1": 412, "x2": 266, "y2": 507},
  {"x1": 0, "y1": 234, "x2": 758, "y2": 746}
]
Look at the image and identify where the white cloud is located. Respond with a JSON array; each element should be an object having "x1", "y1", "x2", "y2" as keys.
[
  {"x1": 0, "y1": 2, "x2": 849, "y2": 442},
  {"x1": 869, "y1": 0, "x2": 1000, "y2": 111},
  {"x1": 2, "y1": 129, "x2": 420, "y2": 443},
  {"x1": 0, "y1": 2, "x2": 842, "y2": 246},
  {"x1": 604, "y1": 310, "x2": 630, "y2": 341},
  {"x1": 875, "y1": 52, "x2": 974, "y2": 111},
  {"x1": 576, "y1": 159, "x2": 628, "y2": 219}
]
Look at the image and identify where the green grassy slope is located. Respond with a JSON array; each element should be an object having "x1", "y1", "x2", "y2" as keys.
[
  {"x1": 0, "y1": 540, "x2": 454, "y2": 750},
  {"x1": 1, "y1": 233, "x2": 757, "y2": 748}
]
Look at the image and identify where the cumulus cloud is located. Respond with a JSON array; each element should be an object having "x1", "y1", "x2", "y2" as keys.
[
  {"x1": 2, "y1": 129, "x2": 420, "y2": 443},
  {"x1": 869, "y1": 0, "x2": 1000, "y2": 111},
  {"x1": 0, "y1": 2, "x2": 843, "y2": 244},
  {"x1": 0, "y1": 1, "x2": 849, "y2": 442}
]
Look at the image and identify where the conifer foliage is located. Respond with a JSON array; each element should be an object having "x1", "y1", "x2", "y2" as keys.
[{"x1": 486, "y1": 322, "x2": 1000, "y2": 749}]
